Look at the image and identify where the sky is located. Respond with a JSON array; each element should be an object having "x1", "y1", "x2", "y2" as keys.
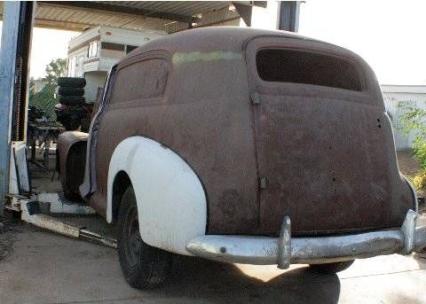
[
  {"x1": 0, "y1": 0, "x2": 425, "y2": 85},
  {"x1": 0, "y1": 23, "x2": 79, "y2": 79},
  {"x1": 298, "y1": 0, "x2": 426, "y2": 85},
  {"x1": 27, "y1": 27, "x2": 80, "y2": 79}
]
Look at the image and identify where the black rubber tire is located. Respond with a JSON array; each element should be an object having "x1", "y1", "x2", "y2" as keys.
[
  {"x1": 118, "y1": 187, "x2": 172, "y2": 289},
  {"x1": 57, "y1": 77, "x2": 86, "y2": 88},
  {"x1": 58, "y1": 95, "x2": 85, "y2": 106},
  {"x1": 57, "y1": 116, "x2": 81, "y2": 131},
  {"x1": 58, "y1": 87, "x2": 84, "y2": 97},
  {"x1": 62, "y1": 143, "x2": 86, "y2": 201},
  {"x1": 56, "y1": 111, "x2": 81, "y2": 130},
  {"x1": 309, "y1": 260, "x2": 354, "y2": 274}
]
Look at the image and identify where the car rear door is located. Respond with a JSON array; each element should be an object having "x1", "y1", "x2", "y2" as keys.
[{"x1": 245, "y1": 37, "x2": 414, "y2": 236}]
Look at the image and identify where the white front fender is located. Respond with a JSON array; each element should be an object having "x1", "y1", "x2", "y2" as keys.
[{"x1": 108, "y1": 136, "x2": 207, "y2": 255}]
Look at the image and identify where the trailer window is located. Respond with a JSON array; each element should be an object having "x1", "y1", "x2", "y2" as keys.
[
  {"x1": 101, "y1": 42, "x2": 125, "y2": 51},
  {"x1": 256, "y1": 49, "x2": 363, "y2": 91}
]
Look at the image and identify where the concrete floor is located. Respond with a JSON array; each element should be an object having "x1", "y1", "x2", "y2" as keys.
[
  {"x1": 1, "y1": 151, "x2": 425, "y2": 303},
  {"x1": 0, "y1": 220, "x2": 425, "y2": 304}
]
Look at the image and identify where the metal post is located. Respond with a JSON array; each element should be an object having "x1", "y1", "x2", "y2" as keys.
[
  {"x1": 0, "y1": 2, "x2": 21, "y2": 215},
  {"x1": 12, "y1": 2, "x2": 35, "y2": 143},
  {"x1": 278, "y1": 1, "x2": 301, "y2": 32},
  {"x1": 233, "y1": 2, "x2": 253, "y2": 27}
]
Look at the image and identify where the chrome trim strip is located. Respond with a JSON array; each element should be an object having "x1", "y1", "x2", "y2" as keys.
[
  {"x1": 187, "y1": 230, "x2": 404, "y2": 265},
  {"x1": 187, "y1": 210, "x2": 426, "y2": 266}
]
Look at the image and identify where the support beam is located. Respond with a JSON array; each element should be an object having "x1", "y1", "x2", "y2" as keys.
[
  {"x1": 278, "y1": 1, "x2": 300, "y2": 32},
  {"x1": 233, "y1": 2, "x2": 253, "y2": 26},
  {"x1": 0, "y1": 2, "x2": 21, "y2": 215},
  {"x1": 42, "y1": 1, "x2": 198, "y2": 24}
]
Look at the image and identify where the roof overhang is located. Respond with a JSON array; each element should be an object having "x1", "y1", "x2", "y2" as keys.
[{"x1": 0, "y1": 1, "x2": 266, "y2": 33}]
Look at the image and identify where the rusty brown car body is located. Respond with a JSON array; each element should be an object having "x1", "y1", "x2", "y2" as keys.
[{"x1": 57, "y1": 27, "x2": 426, "y2": 287}]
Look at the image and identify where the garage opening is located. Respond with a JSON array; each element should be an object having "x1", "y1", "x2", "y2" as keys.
[{"x1": 0, "y1": 0, "x2": 268, "y2": 241}]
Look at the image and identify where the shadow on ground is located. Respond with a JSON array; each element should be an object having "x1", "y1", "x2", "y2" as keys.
[{"x1": 144, "y1": 256, "x2": 341, "y2": 304}]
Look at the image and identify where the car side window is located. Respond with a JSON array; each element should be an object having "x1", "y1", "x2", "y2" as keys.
[{"x1": 110, "y1": 59, "x2": 168, "y2": 104}]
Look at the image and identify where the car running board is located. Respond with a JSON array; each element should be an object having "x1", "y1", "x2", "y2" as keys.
[{"x1": 5, "y1": 193, "x2": 117, "y2": 249}]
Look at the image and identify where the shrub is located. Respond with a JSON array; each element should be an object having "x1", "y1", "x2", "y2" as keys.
[
  {"x1": 29, "y1": 58, "x2": 67, "y2": 121},
  {"x1": 398, "y1": 101, "x2": 426, "y2": 192},
  {"x1": 413, "y1": 170, "x2": 426, "y2": 190}
]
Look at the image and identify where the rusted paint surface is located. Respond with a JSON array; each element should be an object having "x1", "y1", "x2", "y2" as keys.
[
  {"x1": 78, "y1": 27, "x2": 414, "y2": 236},
  {"x1": 244, "y1": 36, "x2": 413, "y2": 235}
]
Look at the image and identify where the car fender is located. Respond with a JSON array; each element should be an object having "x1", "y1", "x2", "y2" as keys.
[{"x1": 107, "y1": 136, "x2": 207, "y2": 255}]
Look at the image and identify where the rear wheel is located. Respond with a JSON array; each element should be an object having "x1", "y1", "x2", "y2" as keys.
[
  {"x1": 309, "y1": 260, "x2": 354, "y2": 274},
  {"x1": 117, "y1": 186, "x2": 172, "y2": 289}
]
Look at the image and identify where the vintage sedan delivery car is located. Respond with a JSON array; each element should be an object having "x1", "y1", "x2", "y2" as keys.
[{"x1": 57, "y1": 27, "x2": 426, "y2": 289}]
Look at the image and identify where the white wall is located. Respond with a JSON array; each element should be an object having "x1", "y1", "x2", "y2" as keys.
[
  {"x1": 84, "y1": 71, "x2": 107, "y2": 103},
  {"x1": 99, "y1": 26, "x2": 165, "y2": 45},
  {"x1": 250, "y1": 1, "x2": 280, "y2": 30},
  {"x1": 382, "y1": 85, "x2": 426, "y2": 150},
  {"x1": 68, "y1": 48, "x2": 88, "y2": 77}
]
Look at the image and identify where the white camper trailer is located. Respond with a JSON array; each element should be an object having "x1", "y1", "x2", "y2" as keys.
[{"x1": 67, "y1": 26, "x2": 166, "y2": 103}]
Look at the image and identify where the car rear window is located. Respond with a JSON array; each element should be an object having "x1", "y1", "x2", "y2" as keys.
[{"x1": 256, "y1": 49, "x2": 363, "y2": 91}]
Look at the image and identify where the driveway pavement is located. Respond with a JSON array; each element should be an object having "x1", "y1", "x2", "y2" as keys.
[{"x1": 0, "y1": 221, "x2": 425, "y2": 304}]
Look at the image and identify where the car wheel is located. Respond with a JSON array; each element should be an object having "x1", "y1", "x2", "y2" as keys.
[
  {"x1": 117, "y1": 186, "x2": 172, "y2": 289},
  {"x1": 309, "y1": 260, "x2": 354, "y2": 274}
]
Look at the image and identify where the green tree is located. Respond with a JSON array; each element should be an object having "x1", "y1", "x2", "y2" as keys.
[
  {"x1": 398, "y1": 100, "x2": 426, "y2": 192},
  {"x1": 29, "y1": 58, "x2": 67, "y2": 120},
  {"x1": 45, "y1": 58, "x2": 67, "y2": 86}
]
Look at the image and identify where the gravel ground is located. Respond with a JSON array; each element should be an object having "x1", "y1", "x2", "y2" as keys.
[
  {"x1": 1, "y1": 225, "x2": 425, "y2": 304},
  {"x1": 0, "y1": 214, "x2": 22, "y2": 262}
]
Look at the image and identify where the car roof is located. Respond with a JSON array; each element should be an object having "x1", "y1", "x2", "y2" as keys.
[{"x1": 126, "y1": 26, "x2": 320, "y2": 57}]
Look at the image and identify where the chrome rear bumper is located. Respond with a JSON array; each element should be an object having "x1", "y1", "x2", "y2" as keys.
[{"x1": 187, "y1": 210, "x2": 426, "y2": 269}]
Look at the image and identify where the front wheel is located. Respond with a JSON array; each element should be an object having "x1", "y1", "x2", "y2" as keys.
[
  {"x1": 309, "y1": 260, "x2": 354, "y2": 274},
  {"x1": 117, "y1": 186, "x2": 172, "y2": 289}
]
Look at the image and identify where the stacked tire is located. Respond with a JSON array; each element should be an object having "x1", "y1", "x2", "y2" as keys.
[
  {"x1": 55, "y1": 77, "x2": 88, "y2": 131},
  {"x1": 57, "y1": 77, "x2": 86, "y2": 106}
]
